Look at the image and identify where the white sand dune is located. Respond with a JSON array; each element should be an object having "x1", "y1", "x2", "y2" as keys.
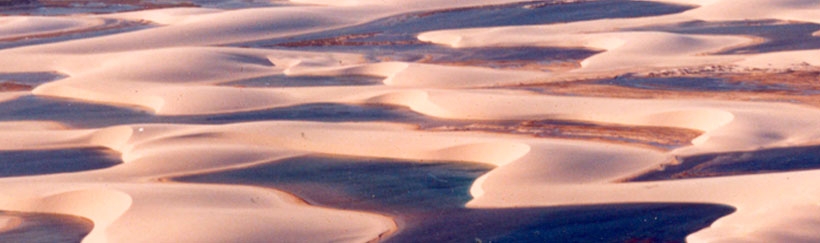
[
  {"x1": 0, "y1": 16, "x2": 104, "y2": 40},
  {"x1": 1, "y1": 0, "x2": 820, "y2": 242}
]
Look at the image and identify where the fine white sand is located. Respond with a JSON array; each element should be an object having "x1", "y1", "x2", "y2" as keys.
[{"x1": 1, "y1": 0, "x2": 820, "y2": 242}]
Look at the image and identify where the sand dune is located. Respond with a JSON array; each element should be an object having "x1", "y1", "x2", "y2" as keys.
[{"x1": 1, "y1": 0, "x2": 820, "y2": 242}]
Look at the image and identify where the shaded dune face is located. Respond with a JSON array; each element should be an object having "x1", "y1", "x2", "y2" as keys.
[
  {"x1": 174, "y1": 156, "x2": 734, "y2": 242},
  {"x1": 0, "y1": 210, "x2": 93, "y2": 243}
]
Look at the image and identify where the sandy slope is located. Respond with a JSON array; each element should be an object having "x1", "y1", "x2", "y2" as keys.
[{"x1": 1, "y1": 0, "x2": 820, "y2": 242}]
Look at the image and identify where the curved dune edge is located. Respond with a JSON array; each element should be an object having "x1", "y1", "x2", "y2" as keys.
[
  {"x1": 1, "y1": 0, "x2": 820, "y2": 242},
  {"x1": 3, "y1": 103, "x2": 820, "y2": 242},
  {"x1": 0, "y1": 187, "x2": 131, "y2": 243},
  {"x1": 0, "y1": 216, "x2": 22, "y2": 233},
  {"x1": 0, "y1": 121, "x2": 535, "y2": 242},
  {"x1": 0, "y1": 182, "x2": 397, "y2": 243},
  {"x1": 0, "y1": 16, "x2": 105, "y2": 41}
]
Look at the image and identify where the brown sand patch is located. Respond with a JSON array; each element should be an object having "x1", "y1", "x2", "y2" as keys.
[
  {"x1": 425, "y1": 120, "x2": 703, "y2": 150},
  {"x1": 0, "y1": 81, "x2": 33, "y2": 92},
  {"x1": 515, "y1": 68, "x2": 820, "y2": 107},
  {"x1": 419, "y1": 58, "x2": 584, "y2": 72},
  {"x1": 275, "y1": 33, "x2": 429, "y2": 47},
  {"x1": 274, "y1": 31, "x2": 589, "y2": 71}
]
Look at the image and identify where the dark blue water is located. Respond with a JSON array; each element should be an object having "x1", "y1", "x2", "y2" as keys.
[
  {"x1": 598, "y1": 76, "x2": 796, "y2": 92},
  {"x1": 0, "y1": 147, "x2": 120, "y2": 177},
  {"x1": 0, "y1": 96, "x2": 430, "y2": 128},
  {"x1": 174, "y1": 155, "x2": 734, "y2": 242},
  {"x1": 175, "y1": 156, "x2": 494, "y2": 211},
  {"x1": 0, "y1": 1, "x2": 139, "y2": 15},
  {"x1": 0, "y1": 19, "x2": 153, "y2": 50},
  {"x1": 234, "y1": 0, "x2": 689, "y2": 66},
  {"x1": 0, "y1": 0, "x2": 287, "y2": 16},
  {"x1": 222, "y1": 74, "x2": 383, "y2": 87},
  {"x1": 0, "y1": 72, "x2": 66, "y2": 86},
  {"x1": 0, "y1": 210, "x2": 93, "y2": 243},
  {"x1": 629, "y1": 145, "x2": 820, "y2": 181},
  {"x1": 273, "y1": 44, "x2": 598, "y2": 70},
  {"x1": 392, "y1": 203, "x2": 734, "y2": 243},
  {"x1": 628, "y1": 19, "x2": 820, "y2": 54},
  {"x1": 242, "y1": 0, "x2": 694, "y2": 47}
]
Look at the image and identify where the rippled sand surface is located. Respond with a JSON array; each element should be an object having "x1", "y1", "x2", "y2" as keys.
[{"x1": 1, "y1": 0, "x2": 820, "y2": 242}]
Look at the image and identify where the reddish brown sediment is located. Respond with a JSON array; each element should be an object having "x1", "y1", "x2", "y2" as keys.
[
  {"x1": 274, "y1": 33, "x2": 432, "y2": 47},
  {"x1": 514, "y1": 69, "x2": 820, "y2": 107},
  {"x1": 275, "y1": 33, "x2": 590, "y2": 72},
  {"x1": 425, "y1": 120, "x2": 703, "y2": 150},
  {"x1": 0, "y1": 81, "x2": 32, "y2": 92},
  {"x1": 419, "y1": 58, "x2": 584, "y2": 72}
]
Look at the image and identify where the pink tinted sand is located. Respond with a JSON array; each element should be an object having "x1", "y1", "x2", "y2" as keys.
[{"x1": 0, "y1": 0, "x2": 820, "y2": 242}]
